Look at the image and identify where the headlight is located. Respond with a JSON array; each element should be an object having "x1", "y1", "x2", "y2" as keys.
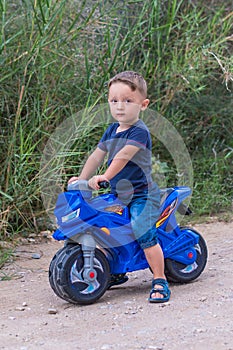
[{"x1": 61, "y1": 208, "x2": 80, "y2": 223}]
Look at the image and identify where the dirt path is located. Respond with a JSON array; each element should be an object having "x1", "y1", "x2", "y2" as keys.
[{"x1": 0, "y1": 220, "x2": 233, "y2": 350}]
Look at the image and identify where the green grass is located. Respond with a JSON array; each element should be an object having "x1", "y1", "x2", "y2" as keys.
[
  {"x1": 0, "y1": 246, "x2": 13, "y2": 271},
  {"x1": 0, "y1": 0, "x2": 232, "y2": 241}
]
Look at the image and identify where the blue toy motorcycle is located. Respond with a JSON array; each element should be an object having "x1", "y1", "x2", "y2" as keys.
[{"x1": 49, "y1": 180, "x2": 208, "y2": 305}]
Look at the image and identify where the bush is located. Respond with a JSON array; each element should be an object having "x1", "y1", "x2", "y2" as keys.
[{"x1": 0, "y1": 0, "x2": 232, "y2": 238}]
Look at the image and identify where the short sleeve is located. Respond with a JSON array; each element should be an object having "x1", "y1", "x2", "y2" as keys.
[
  {"x1": 126, "y1": 125, "x2": 150, "y2": 150},
  {"x1": 97, "y1": 124, "x2": 115, "y2": 152}
]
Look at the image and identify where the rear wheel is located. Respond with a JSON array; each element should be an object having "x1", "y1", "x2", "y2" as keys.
[
  {"x1": 165, "y1": 227, "x2": 208, "y2": 283},
  {"x1": 49, "y1": 245, "x2": 110, "y2": 305}
]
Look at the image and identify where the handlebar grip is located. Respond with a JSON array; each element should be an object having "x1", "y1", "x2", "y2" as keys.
[{"x1": 98, "y1": 181, "x2": 110, "y2": 189}]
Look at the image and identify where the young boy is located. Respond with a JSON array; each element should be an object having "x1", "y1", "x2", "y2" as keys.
[{"x1": 68, "y1": 71, "x2": 171, "y2": 303}]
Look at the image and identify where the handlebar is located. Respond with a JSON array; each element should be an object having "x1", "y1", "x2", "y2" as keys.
[
  {"x1": 98, "y1": 181, "x2": 110, "y2": 189},
  {"x1": 67, "y1": 179, "x2": 110, "y2": 191}
]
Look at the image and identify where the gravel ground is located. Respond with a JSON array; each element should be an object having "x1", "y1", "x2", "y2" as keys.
[{"x1": 0, "y1": 219, "x2": 233, "y2": 350}]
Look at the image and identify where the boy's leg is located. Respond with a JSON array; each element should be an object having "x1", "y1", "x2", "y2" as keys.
[
  {"x1": 144, "y1": 244, "x2": 165, "y2": 279},
  {"x1": 129, "y1": 186, "x2": 170, "y2": 300},
  {"x1": 143, "y1": 244, "x2": 167, "y2": 299}
]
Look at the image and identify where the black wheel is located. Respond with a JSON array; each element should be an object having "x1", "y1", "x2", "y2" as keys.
[
  {"x1": 49, "y1": 244, "x2": 77, "y2": 300},
  {"x1": 49, "y1": 245, "x2": 110, "y2": 305},
  {"x1": 165, "y1": 227, "x2": 208, "y2": 283}
]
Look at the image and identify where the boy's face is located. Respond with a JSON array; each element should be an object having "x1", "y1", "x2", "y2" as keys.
[{"x1": 108, "y1": 82, "x2": 149, "y2": 126}]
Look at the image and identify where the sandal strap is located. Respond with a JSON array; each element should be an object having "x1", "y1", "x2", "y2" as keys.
[
  {"x1": 152, "y1": 278, "x2": 169, "y2": 289},
  {"x1": 150, "y1": 288, "x2": 169, "y2": 298}
]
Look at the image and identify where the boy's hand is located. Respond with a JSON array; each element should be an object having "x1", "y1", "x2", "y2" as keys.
[
  {"x1": 88, "y1": 175, "x2": 109, "y2": 190},
  {"x1": 68, "y1": 176, "x2": 80, "y2": 184}
]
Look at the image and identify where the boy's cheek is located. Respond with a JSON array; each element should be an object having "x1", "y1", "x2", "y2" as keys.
[{"x1": 109, "y1": 105, "x2": 116, "y2": 115}]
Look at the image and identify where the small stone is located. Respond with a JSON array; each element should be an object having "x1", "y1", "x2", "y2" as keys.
[
  {"x1": 159, "y1": 302, "x2": 170, "y2": 307},
  {"x1": 40, "y1": 230, "x2": 52, "y2": 238},
  {"x1": 48, "y1": 308, "x2": 58, "y2": 314},
  {"x1": 0, "y1": 241, "x2": 14, "y2": 249},
  {"x1": 31, "y1": 253, "x2": 41, "y2": 259},
  {"x1": 15, "y1": 306, "x2": 25, "y2": 311},
  {"x1": 199, "y1": 296, "x2": 207, "y2": 302},
  {"x1": 101, "y1": 345, "x2": 111, "y2": 350},
  {"x1": 28, "y1": 233, "x2": 37, "y2": 238},
  {"x1": 194, "y1": 328, "x2": 207, "y2": 333}
]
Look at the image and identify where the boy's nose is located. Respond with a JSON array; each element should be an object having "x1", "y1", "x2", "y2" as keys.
[{"x1": 117, "y1": 101, "x2": 124, "y2": 109}]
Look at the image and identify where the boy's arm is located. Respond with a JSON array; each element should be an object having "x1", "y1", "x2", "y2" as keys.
[
  {"x1": 88, "y1": 145, "x2": 139, "y2": 189},
  {"x1": 68, "y1": 147, "x2": 106, "y2": 184},
  {"x1": 104, "y1": 144, "x2": 139, "y2": 179}
]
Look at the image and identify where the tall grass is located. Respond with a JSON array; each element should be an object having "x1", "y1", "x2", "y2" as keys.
[{"x1": 0, "y1": 0, "x2": 232, "y2": 239}]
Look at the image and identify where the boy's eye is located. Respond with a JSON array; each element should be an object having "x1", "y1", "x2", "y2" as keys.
[{"x1": 109, "y1": 99, "x2": 133, "y2": 104}]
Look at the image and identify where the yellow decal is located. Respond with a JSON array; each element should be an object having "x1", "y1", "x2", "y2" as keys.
[
  {"x1": 156, "y1": 198, "x2": 178, "y2": 228},
  {"x1": 104, "y1": 205, "x2": 123, "y2": 215},
  {"x1": 101, "y1": 227, "x2": 110, "y2": 235},
  {"x1": 156, "y1": 214, "x2": 169, "y2": 228}
]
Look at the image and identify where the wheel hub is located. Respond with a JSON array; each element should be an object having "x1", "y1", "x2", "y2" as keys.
[{"x1": 70, "y1": 258, "x2": 103, "y2": 294}]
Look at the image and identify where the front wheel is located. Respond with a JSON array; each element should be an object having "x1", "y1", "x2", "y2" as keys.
[
  {"x1": 165, "y1": 227, "x2": 208, "y2": 283},
  {"x1": 49, "y1": 245, "x2": 110, "y2": 305},
  {"x1": 49, "y1": 243, "x2": 77, "y2": 301}
]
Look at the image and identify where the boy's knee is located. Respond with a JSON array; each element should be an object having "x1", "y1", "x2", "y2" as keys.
[{"x1": 135, "y1": 228, "x2": 158, "y2": 250}]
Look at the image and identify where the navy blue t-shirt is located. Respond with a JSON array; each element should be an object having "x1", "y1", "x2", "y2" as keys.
[{"x1": 98, "y1": 119, "x2": 153, "y2": 195}]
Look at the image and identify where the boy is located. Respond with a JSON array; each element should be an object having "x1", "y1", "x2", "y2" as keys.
[{"x1": 69, "y1": 71, "x2": 171, "y2": 303}]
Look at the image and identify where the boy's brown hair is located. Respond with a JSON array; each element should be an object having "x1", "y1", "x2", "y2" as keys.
[{"x1": 108, "y1": 71, "x2": 147, "y2": 98}]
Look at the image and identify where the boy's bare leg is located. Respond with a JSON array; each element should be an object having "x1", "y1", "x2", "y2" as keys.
[{"x1": 144, "y1": 244, "x2": 167, "y2": 299}]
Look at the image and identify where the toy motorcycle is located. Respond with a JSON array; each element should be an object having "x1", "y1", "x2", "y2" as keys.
[{"x1": 49, "y1": 180, "x2": 208, "y2": 305}]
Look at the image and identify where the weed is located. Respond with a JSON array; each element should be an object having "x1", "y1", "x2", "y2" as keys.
[{"x1": 0, "y1": 0, "x2": 232, "y2": 238}]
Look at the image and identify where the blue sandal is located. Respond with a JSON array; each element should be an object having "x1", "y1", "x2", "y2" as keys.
[{"x1": 148, "y1": 278, "x2": 171, "y2": 303}]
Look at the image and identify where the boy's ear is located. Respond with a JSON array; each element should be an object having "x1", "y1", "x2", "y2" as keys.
[{"x1": 141, "y1": 98, "x2": 150, "y2": 111}]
